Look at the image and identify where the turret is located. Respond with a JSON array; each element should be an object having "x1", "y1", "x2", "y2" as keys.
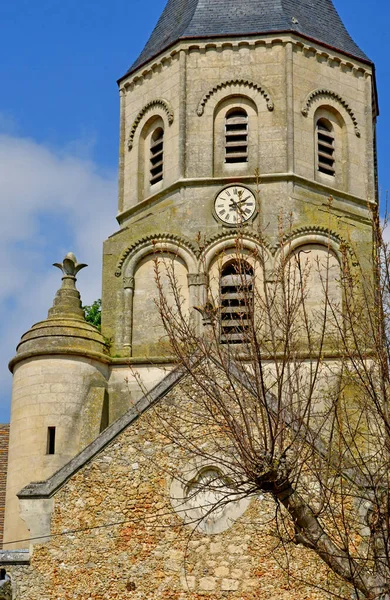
[{"x1": 4, "y1": 254, "x2": 109, "y2": 548}]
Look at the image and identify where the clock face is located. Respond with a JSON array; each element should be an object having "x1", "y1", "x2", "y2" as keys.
[{"x1": 214, "y1": 185, "x2": 256, "y2": 225}]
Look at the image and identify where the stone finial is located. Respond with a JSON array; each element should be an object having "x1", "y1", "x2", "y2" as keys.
[
  {"x1": 53, "y1": 252, "x2": 87, "y2": 278},
  {"x1": 48, "y1": 252, "x2": 87, "y2": 320}
]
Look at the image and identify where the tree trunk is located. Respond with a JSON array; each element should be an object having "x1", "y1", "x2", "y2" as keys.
[{"x1": 275, "y1": 483, "x2": 385, "y2": 599}]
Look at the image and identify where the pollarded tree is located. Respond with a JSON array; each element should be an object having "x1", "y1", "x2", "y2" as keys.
[{"x1": 140, "y1": 206, "x2": 390, "y2": 600}]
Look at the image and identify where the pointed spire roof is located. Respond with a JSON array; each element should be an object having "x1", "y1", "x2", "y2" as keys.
[{"x1": 126, "y1": 0, "x2": 369, "y2": 76}]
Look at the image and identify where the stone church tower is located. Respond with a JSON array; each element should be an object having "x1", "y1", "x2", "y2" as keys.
[{"x1": 3, "y1": 0, "x2": 377, "y2": 554}]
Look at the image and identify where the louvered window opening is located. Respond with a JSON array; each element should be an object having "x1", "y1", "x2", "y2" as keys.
[
  {"x1": 317, "y1": 119, "x2": 335, "y2": 176},
  {"x1": 225, "y1": 109, "x2": 248, "y2": 163},
  {"x1": 220, "y1": 262, "x2": 254, "y2": 344},
  {"x1": 150, "y1": 128, "x2": 164, "y2": 184}
]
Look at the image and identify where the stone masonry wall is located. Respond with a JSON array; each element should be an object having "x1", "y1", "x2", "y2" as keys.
[
  {"x1": 0, "y1": 425, "x2": 9, "y2": 547},
  {"x1": 6, "y1": 376, "x2": 352, "y2": 599}
]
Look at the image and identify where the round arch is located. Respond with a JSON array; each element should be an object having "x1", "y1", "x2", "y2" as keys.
[
  {"x1": 123, "y1": 240, "x2": 198, "y2": 280},
  {"x1": 201, "y1": 235, "x2": 270, "y2": 273},
  {"x1": 197, "y1": 79, "x2": 274, "y2": 117},
  {"x1": 275, "y1": 232, "x2": 343, "y2": 266},
  {"x1": 128, "y1": 98, "x2": 174, "y2": 151}
]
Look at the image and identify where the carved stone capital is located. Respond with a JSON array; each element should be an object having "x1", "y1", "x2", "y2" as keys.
[
  {"x1": 123, "y1": 276, "x2": 135, "y2": 290},
  {"x1": 187, "y1": 273, "x2": 208, "y2": 287}
]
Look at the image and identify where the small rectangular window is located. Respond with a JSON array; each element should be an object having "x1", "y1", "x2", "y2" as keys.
[{"x1": 47, "y1": 427, "x2": 56, "y2": 455}]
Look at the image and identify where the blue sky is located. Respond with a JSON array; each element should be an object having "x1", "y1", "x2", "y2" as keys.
[{"x1": 0, "y1": 0, "x2": 388, "y2": 422}]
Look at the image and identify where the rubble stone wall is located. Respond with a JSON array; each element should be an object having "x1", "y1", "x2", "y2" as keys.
[{"x1": 4, "y1": 379, "x2": 351, "y2": 599}]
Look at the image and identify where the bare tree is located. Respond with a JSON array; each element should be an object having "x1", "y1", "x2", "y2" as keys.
[{"x1": 140, "y1": 205, "x2": 390, "y2": 600}]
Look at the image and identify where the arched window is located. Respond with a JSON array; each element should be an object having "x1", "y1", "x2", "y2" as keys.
[
  {"x1": 316, "y1": 118, "x2": 335, "y2": 176},
  {"x1": 150, "y1": 127, "x2": 164, "y2": 185},
  {"x1": 225, "y1": 108, "x2": 248, "y2": 164},
  {"x1": 220, "y1": 260, "x2": 254, "y2": 343}
]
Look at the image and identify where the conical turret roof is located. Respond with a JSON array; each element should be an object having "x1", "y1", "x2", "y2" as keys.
[
  {"x1": 9, "y1": 253, "x2": 109, "y2": 372},
  {"x1": 127, "y1": 0, "x2": 369, "y2": 75}
]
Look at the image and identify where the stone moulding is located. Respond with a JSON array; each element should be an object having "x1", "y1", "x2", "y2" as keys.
[
  {"x1": 115, "y1": 227, "x2": 355, "y2": 279},
  {"x1": 0, "y1": 550, "x2": 30, "y2": 565},
  {"x1": 197, "y1": 79, "x2": 274, "y2": 116},
  {"x1": 115, "y1": 233, "x2": 198, "y2": 277},
  {"x1": 281, "y1": 225, "x2": 356, "y2": 263},
  {"x1": 127, "y1": 98, "x2": 174, "y2": 151},
  {"x1": 301, "y1": 88, "x2": 361, "y2": 137},
  {"x1": 120, "y1": 37, "x2": 370, "y2": 91},
  {"x1": 201, "y1": 229, "x2": 273, "y2": 260},
  {"x1": 201, "y1": 226, "x2": 353, "y2": 264},
  {"x1": 170, "y1": 458, "x2": 252, "y2": 534},
  {"x1": 200, "y1": 231, "x2": 273, "y2": 273}
]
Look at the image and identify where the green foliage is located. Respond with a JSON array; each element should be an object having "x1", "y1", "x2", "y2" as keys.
[{"x1": 83, "y1": 299, "x2": 102, "y2": 330}]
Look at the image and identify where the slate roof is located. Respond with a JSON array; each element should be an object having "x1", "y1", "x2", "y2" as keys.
[{"x1": 126, "y1": 0, "x2": 369, "y2": 76}]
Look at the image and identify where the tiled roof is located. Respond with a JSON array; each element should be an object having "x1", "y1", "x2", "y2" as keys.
[
  {"x1": 0, "y1": 425, "x2": 9, "y2": 548},
  {"x1": 127, "y1": 0, "x2": 369, "y2": 75}
]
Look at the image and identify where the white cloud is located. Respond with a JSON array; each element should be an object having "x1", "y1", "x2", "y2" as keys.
[{"x1": 0, "y1": 132, "x2": 117, "y2": 421}]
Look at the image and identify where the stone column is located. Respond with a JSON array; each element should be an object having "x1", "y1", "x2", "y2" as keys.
[
  {"x1": 365, "y1": 74, "x2": 376, "y2": 203},
  {"x1": 118, "y1": 88, "x2": 126, "y2": 214},
  {"x1": 179, "y1": 49, "x2": 187, "y2": 179},
  {"x1": 123, "y1": 276, "x2": 135, "y2": 353},
  {"x1": 285, "y1": 41, "x2": 294, "y2": 174}
]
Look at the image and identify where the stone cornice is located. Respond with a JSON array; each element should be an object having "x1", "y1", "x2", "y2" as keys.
[
  {"x1": 0, "y1": 550, "x2": 30, "y2": 564},
  {"x1": 117, "y1": 173, "x2": 374, "y2": 226},
  {"x1": 9, "y1": 347, "x2": 112, "y2": 373},
  {"x1": 111, "y1": 356, "x2": 176, "y2": 365},
  {"x1": 119, "y1": 35, "x2": 372, "y2": 92}
]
